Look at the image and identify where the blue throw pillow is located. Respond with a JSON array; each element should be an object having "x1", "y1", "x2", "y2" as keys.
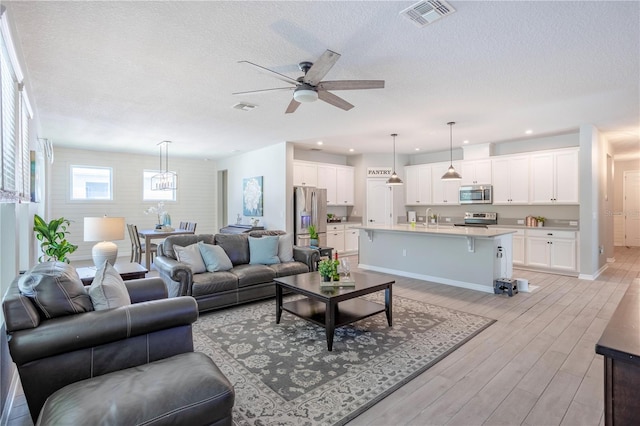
[
  {"x1": 249, "y1": 236, "x2": 281, "y2": 265},
  {"x1": 198, "y1": 242, "x2": 233, "y2": 272}
]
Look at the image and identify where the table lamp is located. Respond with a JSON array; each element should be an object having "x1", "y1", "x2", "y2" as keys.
[{"x1": 84, "y1": 216, "x2": 125, "y2": 267}]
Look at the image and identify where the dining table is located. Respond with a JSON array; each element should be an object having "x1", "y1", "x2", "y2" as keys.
[{"x1": 137, "y1": 228, "x2": 195, "y2": 270}]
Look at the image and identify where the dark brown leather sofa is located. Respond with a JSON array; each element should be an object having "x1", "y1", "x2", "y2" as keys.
[
  {"x1": 154, "y1": 230, "x2": 319, "y2": 312},
  {"x1": 2, "y1": 262, "x2": 233, "y2": 423}
]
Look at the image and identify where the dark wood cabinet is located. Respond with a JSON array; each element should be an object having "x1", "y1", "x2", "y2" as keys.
[{"x1": 596, "y1": 281, "x2": 640, "y2": 425}]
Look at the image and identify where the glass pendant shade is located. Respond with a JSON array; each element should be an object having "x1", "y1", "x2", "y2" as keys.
[
  {"x1": 387, "y1": 133, "x2": 403, "y2": 186},
  {"x1": 441, "y1": 122, "x2": 462, "y2": 181}
]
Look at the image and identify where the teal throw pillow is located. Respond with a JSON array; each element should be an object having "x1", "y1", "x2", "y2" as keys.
[
  {"x1": 249, "y1": 236, "x2": 281, "y2": 265},
  {"x1": 198, "y1": 242, "x2": 233, "y2": 272}
]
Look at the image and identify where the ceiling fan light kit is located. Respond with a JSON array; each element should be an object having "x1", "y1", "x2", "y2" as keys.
[
  {"x1": 235, "y1": 49, "x2": 384, "y2": 114},
  {"x1": 441, "y1": 121, "x2": 462, "y2": 181},
  {"x1": 387, "y1": 133, "x2": 403, "y2": 186}
]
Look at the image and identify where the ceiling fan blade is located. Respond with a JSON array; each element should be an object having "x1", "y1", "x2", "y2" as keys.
[
  {"x1": 303, "y1": 50, "x2": 341, "y2": 86},
  {"x1": 285, "y1": 99, "x2": 301, "y2": 114},
  {"x1": 232, "y1": 87, "x2": 294, "y2": 96},
  {"x1": 317, "y1": 80, "x2": 385, "y2": 91},
  {"x1": 318, "y1": 90, "x2": 354, "y2": 111},
  {"x1": 238, "y1": 61, "x2": 299, "y2": 85}
]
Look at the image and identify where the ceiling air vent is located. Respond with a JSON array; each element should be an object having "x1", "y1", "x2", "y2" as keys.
[
  {"x1": 400, "y1": 0, "x2": 456, "y2": 28},
  {"x1": 232, "y1": 102, "x2": 257, "y2": 111}
]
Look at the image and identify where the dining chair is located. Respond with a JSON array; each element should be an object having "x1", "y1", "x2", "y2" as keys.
[
  {"x1": 130, "y1": 224, "x2": 158, "y2": 265},
  {"x1": 126, "y1": 224, "x2": 137, "y2": 262},
  {"x1": 178, "y1": 221, "x2": 187, "y2": 230},
  {"x1": 186, "y1": 222, "x2": 197, "y2": 232}
]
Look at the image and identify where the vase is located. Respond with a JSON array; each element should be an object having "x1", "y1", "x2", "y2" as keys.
[{"x1": 310, "y1": 238, "x2": 318, "y2": 247}]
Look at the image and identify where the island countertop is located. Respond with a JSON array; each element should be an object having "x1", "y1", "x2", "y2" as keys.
[{"x1": 356, "y1": 223, "x2": 516, "y2": 238}]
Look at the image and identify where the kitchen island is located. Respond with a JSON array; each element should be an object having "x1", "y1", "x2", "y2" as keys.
[{"x1": 357, "y1": 224, "x2": 515, "y2": 293}]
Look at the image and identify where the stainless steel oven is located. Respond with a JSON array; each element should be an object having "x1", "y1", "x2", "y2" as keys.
[{"x1": 459, "y1": 185, "x2": 492, "y2": 204}]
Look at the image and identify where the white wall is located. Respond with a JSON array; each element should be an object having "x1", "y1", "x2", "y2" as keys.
[
  {"x1": 49, "y1": 147, "x2": 217, "y2": 261},
  {"x1": 217, "y1": 142, "x2": 288, "y2": 231}
]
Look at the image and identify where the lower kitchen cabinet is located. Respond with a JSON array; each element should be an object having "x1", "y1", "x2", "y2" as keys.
[
  {"x1": 513, "y1": 233, "x2": 525, "y2": 265},
  {"x1": 326, "y1": 223, "x2": 360, "y2": 254},
  {"x1": 525, "y1": 229, "x2": 577, "y2": 272}
]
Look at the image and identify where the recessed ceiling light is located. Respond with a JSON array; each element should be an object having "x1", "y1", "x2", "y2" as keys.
[
  {"x1": 525, "y1": 129, "x2": 533, "y2": 135},
  {"x1": 349, "y1": 148, "x2": 354, "y2": 152},
  {"x1": 415, "y1": 148, "x2": 421, "y2": 151},
  {"x1": 317, "y1": 141, "x2": 323, "y2": 145},
  {"x1": 463, "y1": 140, "x2": 469, "y2": 144}
]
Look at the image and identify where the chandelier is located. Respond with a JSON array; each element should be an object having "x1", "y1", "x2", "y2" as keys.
[{"x1": 151, "y1": 141, "x2": 177, "y2": 191}]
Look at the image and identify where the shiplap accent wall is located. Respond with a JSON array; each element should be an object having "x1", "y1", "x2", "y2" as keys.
[{"x1": 50, "y1": 147, "x2": 217, "y2": 261}]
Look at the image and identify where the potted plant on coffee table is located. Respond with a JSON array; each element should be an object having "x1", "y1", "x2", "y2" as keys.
[
  {"x1": 308, "y1": 225, "x2": 319, "y2": 247},
  {"x1": 318, "y1": 258, "x2": 339, "y2": 282}
]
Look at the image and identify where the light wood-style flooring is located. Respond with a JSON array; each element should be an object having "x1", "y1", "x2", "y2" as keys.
[{"x1": 6, "y1": 247, "x2": 640, "y2": 426}]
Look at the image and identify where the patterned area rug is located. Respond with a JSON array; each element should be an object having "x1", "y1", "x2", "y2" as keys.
[{"x1": 193, "y1": 293, "x2": 495, "y2": 426}]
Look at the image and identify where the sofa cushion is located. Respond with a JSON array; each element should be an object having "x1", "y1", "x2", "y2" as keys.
[
  {"x1": 277, "y1": 233, "x2": 295, "y2": 263},
  {"x1": 173, "y1": 244, "x2": 207, "y2": 274},
  {"x1": 230, "y1": 264, "x2": 276, "y2": 288},
  {"x1": 192, "y1": 272, "x2": 238, "y2": 297},
  {"x1": 18, "y1": 262, "x2": 93, "y2": 319},
  {"x1": 215, "y1": 234, "x2": 249, "y2": 266},
  {"x1": 162, "y1": 235, "x2": 215, "y2": 260},
  {"x1": 198, "y1": 242, "x2": 233, "y2": 272},
  {"x1": 249, "y1": 236, "x2": 280, "y2": 265},
  {"x1": 269, "y1": 261, "x2": 310, "y2": 278},
  {"x1": 89, "y1": 262, "x2": 131, "y2": 310}
]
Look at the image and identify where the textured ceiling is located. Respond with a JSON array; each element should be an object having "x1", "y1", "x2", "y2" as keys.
[{"x1": 4, "y1": 1, "x2": 639, "y2": 159}]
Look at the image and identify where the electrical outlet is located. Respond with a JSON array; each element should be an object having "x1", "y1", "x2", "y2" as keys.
[
  {"x1": 445, "y1": 217, "x2": 451, "y2": 222},
  {"x1": 417, "y1": 216, "x2": 425, "y2": 222},
  {"x1": 517, "y1": 219, "x2": 524, "y2": 225},
  {"x1": 569, "y1": 221, "x2": 578, "y2": 226},
  {"x1": 402, "y1": 249, "x2": 407, "y2": 256}
]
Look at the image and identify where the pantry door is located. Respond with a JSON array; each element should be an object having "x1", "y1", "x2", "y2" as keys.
[
  {"x1": 366, "y1": 178, "x2": 392, "y2": 226},
  {"x1": 624, "y1": 170, "x2": 640, "y2": 246}
]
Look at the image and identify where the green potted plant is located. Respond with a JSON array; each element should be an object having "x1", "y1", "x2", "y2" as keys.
[
  {"x1": 318, "y1": 258, "x2": 339, "y2": 282},
  {"x1": 535, "y1": 216, "x2": 546, "y2": 227},
  {"x1": 308, "y1": 225, "x2": 319, "y2": 247},
  {"x1": 33, "y1": 214, "x2": 78, "y2": 263}
]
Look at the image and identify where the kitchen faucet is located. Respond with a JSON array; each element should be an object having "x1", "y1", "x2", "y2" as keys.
[{"x1": 425, "y1": 208, "x2": 433, "y2": 227}]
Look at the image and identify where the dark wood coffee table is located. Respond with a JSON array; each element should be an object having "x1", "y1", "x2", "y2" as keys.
[
  {"x1": 274, "y1": 271, "x2": 393, "y2": 351},
  {"x1": 76, "y1": 262, "x2": 148, "y2": 285}
]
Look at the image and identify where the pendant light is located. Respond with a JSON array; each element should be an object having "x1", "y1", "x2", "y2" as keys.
[
  {"x1": 441, "y1": 122, "x2": 462, "y2": 181},
  {"x1": 151, "y1": 140, "x2": 177, "y2": 190},
  {"x1": 386, "y1": 133, "x2": 403, "y2": 186}
]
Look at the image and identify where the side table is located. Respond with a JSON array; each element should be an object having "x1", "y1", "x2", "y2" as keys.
[{"x1": 76, "y1": 262, "x2": 148, "y2": 285}]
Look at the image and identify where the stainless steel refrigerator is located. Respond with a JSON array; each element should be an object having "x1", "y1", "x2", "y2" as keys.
[{"x1": 294, "y1": 186, "x2": 327, "y2": 247}]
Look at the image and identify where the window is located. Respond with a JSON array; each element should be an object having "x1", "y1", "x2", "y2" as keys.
[
  {"x1": 143, "y1": 170, "x2": 176, "y2": 201},
  {"x1": 70, "y1": 166, "x2": 112, "y2": 200}
]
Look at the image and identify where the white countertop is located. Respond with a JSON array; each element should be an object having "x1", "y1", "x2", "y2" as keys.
[{"x1": 356, "y1": 224, "x2": 516, "y2": 238}]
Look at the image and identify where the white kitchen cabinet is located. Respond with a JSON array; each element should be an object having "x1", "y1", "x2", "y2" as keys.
[
  {"x1": 491, "y1": 155, "x2": 530, "y2": 204},
  {"x1": 525, "y1": 229, "x2": 577, "y2": 272},
  {"x1": 431, "y1": 162, "x2": 461, "y2": 205},
  {"x1": 493, "y1": 228, "x2": 525, "y2": 265},
  {"x1": 460, "y1": 160, "x2": 492, "y2": 185},
  {"x1": 530, "y1": 148, "x2": 579, "y2": 204},
  {"x1": 317, "y1": 164, "x2": 354, "y2": 205},
  {"x1": 404, "y1": 164, "x2": 432, "y2": 205},
  {"x1": 344, "y1": 225, "x2": 360, "y2": 253},
  {"x1": 317, "y1": 165, "x2": 337, "y2": 203},
  {"x1": 326, "y1": 224, "x2": 345, "y2": 253},
  {"x1": 335, "y1": 166, "x2": 355, "y2": 205},
  {"x1": 293, "y1": 161, "x2": 318, "y2": 187}
]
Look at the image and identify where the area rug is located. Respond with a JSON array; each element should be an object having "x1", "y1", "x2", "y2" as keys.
[{"x1": 193, "y1": 293, "x2": 495, "y2": 426}]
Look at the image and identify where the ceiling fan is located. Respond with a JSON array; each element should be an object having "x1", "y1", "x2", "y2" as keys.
[{"x1": 233, "y1": 49, "x2": 385, "y2": 114}]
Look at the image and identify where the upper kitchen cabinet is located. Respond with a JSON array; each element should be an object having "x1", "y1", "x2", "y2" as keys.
[
  {"x1": 404, "y1": 164, "x2": 432, "y2": 205},
  {"x1": 293, "y1": 161, "x2": 318, "y2": 187},
  {"x1": 492, "y1": 155, "x2": 530, "y2": 204},
  {"x1": 530, "y1": 148, "x2": 579, "y2": 204},
  {"x1": 317, "y1": 164, "x2": 355, "y2": 205},
  {"x1": 460, "y1": 159, "x2": 492, "y2": 185},
  {"x1": 431, "y1": 162, "x2": 461, "y2": 205}
]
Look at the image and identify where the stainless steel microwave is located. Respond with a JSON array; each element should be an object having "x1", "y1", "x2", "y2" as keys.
[{"x1": 459, "y1": 185, "x2": 493, "y2": 204}]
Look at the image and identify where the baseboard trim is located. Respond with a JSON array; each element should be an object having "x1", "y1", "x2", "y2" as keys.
[
  {"x1": 607, "y1": 257, "x2": 616, "y2": 263},
  {"x1": 357, "y1": 263, "x2": 495, "y2": 294},
  {"x1": 578, "y1": 263, "x2": 608, "y2": 281}
]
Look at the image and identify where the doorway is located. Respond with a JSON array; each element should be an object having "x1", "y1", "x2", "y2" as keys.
[
  {"x1": 217, "y1": 169, "x2": 227, "y2": 229},
  {"x1": 366, "y1": 178, "x2": 392, "y2": 225},
  {"x1": 623, "y1": 170, "x2": 640, "y2": 246}
]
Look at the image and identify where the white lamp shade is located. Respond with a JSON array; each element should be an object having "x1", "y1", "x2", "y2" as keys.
[
  {"x1": 84, "y1": 217, "x2": 125, "y2": 242},
  {"x1": 84, "y1": 217, "x2": 125, "y2": 267},
  {"x1": 293, "y1": 89, "x2": 318, "y2": 103}
]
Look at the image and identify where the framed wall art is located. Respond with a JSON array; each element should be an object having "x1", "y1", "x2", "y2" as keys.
[{"x1": 242, "y1": 176, "x2": 263, "y2": 217}]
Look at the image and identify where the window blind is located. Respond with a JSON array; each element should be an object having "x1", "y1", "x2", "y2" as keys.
[{"x1": 1, "y1": 34, "x2": 17, "y2": 196}]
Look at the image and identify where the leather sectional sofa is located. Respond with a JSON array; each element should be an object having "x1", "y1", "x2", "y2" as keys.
[{"x1": 154, "y1": 230, "x2": 319, "y2": 312}]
